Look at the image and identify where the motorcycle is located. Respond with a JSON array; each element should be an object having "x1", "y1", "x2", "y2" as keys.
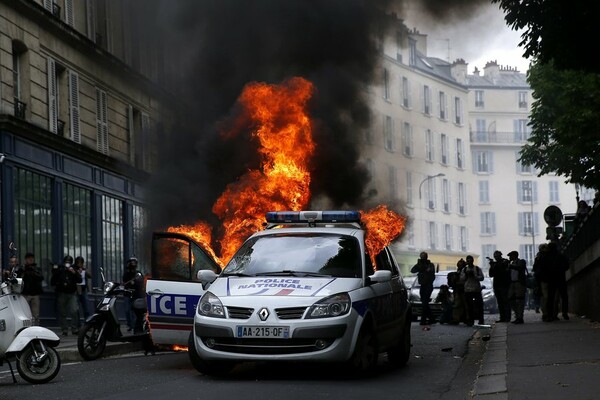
[
  {"x1": 0, "y1": 274, "x2": 61, "y2": 384},
  {"x1": 77, "y1": 268, "x2": 154, "y2": 360}
]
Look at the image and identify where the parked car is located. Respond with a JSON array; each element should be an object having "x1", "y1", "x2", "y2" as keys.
[
  {"x1": 482, "y1": 277, "x2": 497, "y2": 314},
  {"x1": 409, "y1": 271, "x2": 452, "y2": 322},
  {"x1": 188, "y1": 210, "x2": 413, "y2": 375}
]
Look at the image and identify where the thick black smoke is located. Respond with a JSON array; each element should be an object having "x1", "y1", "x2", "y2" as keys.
[{"x1": 137, "y1": 0, "x2": 491, "y2": 230}]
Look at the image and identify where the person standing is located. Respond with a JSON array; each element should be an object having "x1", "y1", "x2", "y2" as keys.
[
  {"x1": 122, "y1": 257, "x2": 145, "y2": 333},
  {"x1": 411, "y1": 251, "x2": 436, "y2": 325},
  {"x1": 488, "y1": 250, "x2": 511, "y2": 323},
  {"x1": 51, "y1": 255, "x2": 82, "y2": 335},
  {"x1": 74, "y1": 256, "x2": 92, "y2": 322},
  {"x1": 3, "y1": 255, "x2": 20, "y2": 281},
  {"x1": 549, "y1": 242, "x2": 570, "y2": 321},
  {"x1": 21, "y1": 252, "x2": 44, "y2": 326},
  {"x1": 449, "y1": 258, "x2": 467, "y2": 324},
  {"x1": 460, "y1": 255, "x2": 485, "y2": 326},
  {"x1": 507, "y1": 250, "x2": 527, "y2": 324}
]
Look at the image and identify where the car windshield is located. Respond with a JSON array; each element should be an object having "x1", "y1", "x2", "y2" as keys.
[{"x1": 222, "y1": 233, "x2": 362, "y2": 278}]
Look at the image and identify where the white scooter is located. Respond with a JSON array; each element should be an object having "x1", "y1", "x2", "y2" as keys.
[{"x1": 0, "y1": 274, "x2": 61, "y2": 384}]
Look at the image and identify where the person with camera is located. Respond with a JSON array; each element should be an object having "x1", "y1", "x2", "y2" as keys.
[
  {"x1": 507, "y1": 250, "x2": 527, "y2": 324},
  {"x1": 74, "y1": 256, "x2": 92, "y2": 322},
  {"x1": 411, "y1": 251, "x2": 436, "y2": 325},
  {"x1": 488, "y1": 250, "x2": 511, "y2": 323},
  {"x1": 51, "y1": 255, "x2": 82, "y2": 335},
  {"x1": 21, "y1": 252, "x2": 44, "y2": 326},
  {"x1": 449, "y1": 258, "x2": 467, "y2": 324},
  {"x1": 459, "y1": 255, "x2": 485, "y2": 326}
]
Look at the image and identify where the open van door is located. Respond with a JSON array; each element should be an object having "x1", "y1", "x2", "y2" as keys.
[{"x1": 146, "y1": 232, "x2": 220, "y2": 347}]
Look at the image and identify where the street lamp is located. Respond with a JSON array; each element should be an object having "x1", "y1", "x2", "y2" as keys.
[{"x1": 419, "y1": 173, "x2": 445, "y2": 200}]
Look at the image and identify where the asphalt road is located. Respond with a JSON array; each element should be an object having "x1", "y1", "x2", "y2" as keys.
[{"x1": 0, "y1": 322, "x2": 488, "y2": 400}]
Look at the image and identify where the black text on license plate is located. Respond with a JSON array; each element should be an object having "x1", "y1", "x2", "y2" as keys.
[{"x1": 237, "y1": 326, "x2": 289, "y2": 338}]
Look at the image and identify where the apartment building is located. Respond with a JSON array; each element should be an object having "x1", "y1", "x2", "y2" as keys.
[{"x1": 0, "y1": 0, "x2": 171, "y2": 297}]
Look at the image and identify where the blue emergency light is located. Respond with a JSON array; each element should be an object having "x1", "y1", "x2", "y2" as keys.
[{"x1": 265, "y1": 211, "x2": 361, "y2": 224}]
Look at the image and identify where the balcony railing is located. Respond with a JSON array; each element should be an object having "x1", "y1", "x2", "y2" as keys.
[
  {"x1": 563, "y1": 204, "x2": 600, "y2": 261},
  {"x1": 470, "y1": 131, "x2": 530, "y2": 144},
  {"x1": 52, "y1": 3, "x2": 61, "y2": 18},
  {"x1": 14, "y1": 98, "x2": 26, "y2": 119}
]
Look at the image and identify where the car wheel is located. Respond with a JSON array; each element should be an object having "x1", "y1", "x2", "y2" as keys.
[
  {"x1": 387, "y1": 319, "x2": 411, "y2": 368},
  {"x1": 350, "y1": 326, "x2": 378, "y2": 373},
  {"x1": 187, "y1": 332, "x2": 234, "y2": 376}
]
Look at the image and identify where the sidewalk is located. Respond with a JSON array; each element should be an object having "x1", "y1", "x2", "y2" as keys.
[{"x1": 472, "y1": 309, "x2": 600, "y2": 399}]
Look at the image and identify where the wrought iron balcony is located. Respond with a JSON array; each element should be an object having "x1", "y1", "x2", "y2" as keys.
[
  {"x1": 470, "y1": 131, "x2": 530, "y2": 144},
  {"x1": 14, "y1": 98, "x2": 26, "y2": 119}
]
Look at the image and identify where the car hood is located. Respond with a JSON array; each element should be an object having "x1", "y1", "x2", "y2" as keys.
[{"x1": 210, "y1": 276, "x2": 361, "y2": 297}]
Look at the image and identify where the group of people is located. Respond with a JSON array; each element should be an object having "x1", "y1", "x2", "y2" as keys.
[{"x1": 2, "y1": 252, "x2": 145, "y2": 336}]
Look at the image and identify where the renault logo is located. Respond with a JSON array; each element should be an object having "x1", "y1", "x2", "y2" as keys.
[{"x1": 258, "y1": 308, "x2": 269, "y2": 321}]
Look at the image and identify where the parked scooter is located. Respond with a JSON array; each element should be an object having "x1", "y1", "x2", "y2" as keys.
[
  {"x1": 77, "y1": 268, "x2": 154, "y2": 360},
  {"x1": 0, "y1": 274, "x2": 61, "y2": 383}
]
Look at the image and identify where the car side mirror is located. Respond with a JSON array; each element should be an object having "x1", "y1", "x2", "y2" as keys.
[
  {"x1": 367, "y1": 270, "x2": 392, "y2": 284},
  {"x1": 197, "y1": 269, "x2": 218, "y2": 290}
]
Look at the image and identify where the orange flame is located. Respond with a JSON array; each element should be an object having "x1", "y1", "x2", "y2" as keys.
[
  {"x1": 361, "y1": 205, "x2": 406, "y2": 268},
  {"x1": 212, "y1": 77, "x2": 315, "y2": 262},
  {"x1": 167, "y1": 222, "x2": 223, "y2": 266}
]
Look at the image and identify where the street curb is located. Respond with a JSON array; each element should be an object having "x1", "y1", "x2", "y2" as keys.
[{"x1": 57, "y1": 342, "x2": 144, "y2": 363}]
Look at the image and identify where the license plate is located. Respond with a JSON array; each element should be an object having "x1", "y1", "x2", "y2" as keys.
[
  {"x1": 22, "y1": 319, "x2": 33, "y2": 328},
  {"x1": 236, "y1": 326, "x2": 290, "y2": 339}
]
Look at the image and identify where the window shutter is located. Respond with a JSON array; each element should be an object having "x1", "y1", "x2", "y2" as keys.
[
  {"x1": 487, "y1": 151, "x2": 494, "y2": 173},
  {"x1": 96, "y1": 88, "x2": 108, "y2": 154},
  {"x1": 517, "y1": 182, "x2": 523, "y2": 203},
  {"x1": 491, "y1": 213, "x2": 496, "y2": 234},
  {"x1": 534, "y1": 212, "x2": 539, "y2": 235},
  {"x1": 533, "y1": 182, "x2": 538, "y2": 203},
  {"x1": 128, "y1": 105, "x2": 135, "y2": 163},
  {"x1": 68, "y1": 70, "x2": 81, "y2": 143},
  {"x1": 518, "y1": 212, "x2": 524, "y2": 235},
  {"x1": 43, "y1": 0, "x2": 52, "y2": 11},
  {"x1": 65, "y1": 0, "x2": 74, "y2": 26},
  {"x1": 86, "y1": 0, "x2": 95, "y2": 40},
  {"x1": 47, "y1": 58, "x2": 58, "y2": 134}
]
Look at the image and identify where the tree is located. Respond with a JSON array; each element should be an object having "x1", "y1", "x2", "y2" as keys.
[
  {"x1": 519, "y1": 60, "x2": 600, "y2": 190},
  {"x1": 493, "y1": 0, "x2": 600, "y2": 74}
]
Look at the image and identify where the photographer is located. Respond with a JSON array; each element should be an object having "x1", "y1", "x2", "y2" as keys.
[
  {"x1": 51, "y1": 255, "x2": 82, "y2": 335},
  {"x1": 507, "y1": 250, "x2": 527, "y2": 324},
  {"x1": 488, "y1": 250, "x2": 511, "y2": 323},
  {"x1": 411, "y1": 252, "x2": 436, "y2": 325},
  {"x1": 21, "y1": 252, "x2": 44, "y2": 326},
  {"x1": 74, "y1": 256, "x2": 92, "y2": 322},
  {"x1": 459, "y1": 255, "x2": 484, "y2": 326}
]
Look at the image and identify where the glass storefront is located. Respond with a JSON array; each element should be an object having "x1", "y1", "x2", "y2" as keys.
[
  {"x1": 101, "y1": 195, "x2": 123, "y2": 282},
  {"x1": 63, "y1": 183, "x2": 92, "y2": 268}
]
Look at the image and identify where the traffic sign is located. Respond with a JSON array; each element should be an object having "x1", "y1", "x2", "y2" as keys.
[{"x1": 544, "y1": 206, "x2": 563, "y2": 227}]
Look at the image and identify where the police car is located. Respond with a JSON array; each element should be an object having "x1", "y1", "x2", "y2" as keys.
[{"x1": 187, "y1": 211, "x2": 412, "y2": 375}]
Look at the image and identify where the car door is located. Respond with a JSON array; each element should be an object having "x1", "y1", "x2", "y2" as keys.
[
  {"x1": 146, "y1": 232, "x2": 220, "y2": 347},
  {"x1": 375, "y1": 248, "x2": 409, "y2": 342}
]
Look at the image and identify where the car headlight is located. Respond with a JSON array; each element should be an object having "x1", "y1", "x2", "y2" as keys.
[
  {"x1": 306, "y1": 293, "x2": 351, "y2": 319},
  {"x1": 103, "y1": 281, "x2": 116, "y2": 294},
  {"x1": 197, "y1": 292, "x2": 225, "y2": 318}
]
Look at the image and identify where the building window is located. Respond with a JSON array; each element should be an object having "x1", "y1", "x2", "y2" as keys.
[
  {"x1": 425, "y1": 129, "x2": 434, "y2": 162},
  {"x1": 96, "y1": 88, "x2": 109, "y2": 154},
  {"x1": 102, "y1": 195, "x2": 123, "y2": 283},
  {"x1": 479, "y1": 181, "x2": 490, "y2": 204},
  {"x1": 426, "y1": 179, "x2": 437, "y2": 210},
  {"x1": 402, "y1": 77, "x2": 410, "y2": 108},
  {"x1": 518, "y1": 91, "x2": 528, "y2": 109},
  {"x1": 459, "y1": 226, "x2": 468, "y2": 252},
  {"x1": 480, "y1": 212, "x2": 496, "y2": 235},
  {"x1": 63, "y1": 183, "x2": 92, "y2": 269},
  {"x1": 14, "y1": 169, "x2": 53, "y2": 286},
  {"x1": 132, "y1": 204, "x2": 149, "y2": 272},
  {"x1": 439, "y1": 91, "x2": 447, "y2": 120},
  {"x1": 474, "y1": 150, "x2": 493, "y2": 174},
  {"x1": 68, "y1": 71, "x2": 81, "y2": 143},
  {"x1": 481, "y1": 244, "x2": 497, "y2": 260},
  {"x1": 383, "y1": 68, "x2": 390, "y2": 100},
  {"x1": 475, "y1": 90, "x2": 484, "y2": 107},
  {"x1": 442, "y1": 179, "x2": 451, "y2": 213},
  {"x1": 516, "y1": 153, "x2": 533, "y2": 174},
  {"x1": 445, "y1": 224, "x2": 453, "y2": 250},
  {"x1": 454, "y1": 96, "x2": 462, "y2": 125},
  {"x1": 423, "y1": 85, "x2": 431, "y2": 115},
  {"x1": 407, "y1": 225, "x2": 415, "y2": 248},
  {"x1": 428, "y1": 222, "x2": 437, "y2": 250},
  {"x1": 519, "y1": 244, "x2": 535, "y2": 267},
  {"x1": 383, "y1": 115, "x2": 394, "y2": 152},
  {"x1": 514, "y1": 119, "x2": 530, "y2": 141},
  {"x1": 128, "y1": 106, "x2": 152, "y2": 170},
  {"x1": 549, "y1": 181, "x2": 560, "y2": 204},
  {"x1": 409, "y1": 38, "x2": 417, "y2": 66},
  {"x1": 475, "y1": 119, "x2": 487, "y2": 141},
  {"x1": 458, "y1": 182, "x2": 467, "y2": 215},
  {"x1": 402, "y1": 122, "x2": 413, "y2": 156},
  {"x1": 440, "y1": 133, "x2": 449, "y2": 165},
  {"x1": 517, "y1": 181, "x2": 538, "y2": 203},
  {"x1": 518, "y1": 212, "x2": 539, "y2": 236},
  {"x1": 456, "y1": 138, "x2": 464, "y2": 169},
  {"x1": 12, "y1": 40, "x2": 28, "y2": 120},
  {"x1": 406, "y1": 171, "x2": 413, "y2": 206},
  {"x1": 389, "y1": 166, "x2": 398, "y2": 201}
]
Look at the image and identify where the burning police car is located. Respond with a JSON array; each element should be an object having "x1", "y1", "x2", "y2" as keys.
[{"x1": 187, "y1": 211, "x2": 412, "y2": 375}]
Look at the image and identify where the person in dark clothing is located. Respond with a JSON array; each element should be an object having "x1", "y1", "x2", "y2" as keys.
[
  {"x1": 507, "y1": 250, "x2": 527, "y2": 324},
  {"x1": 122, "y1": 257, "x2": 146, "y2": 333},
  {"x1": 449, "y1": 258, "x2": 467, "y2": 324},
  {"x1": 21, "y1": 252, "x2": 44, "y2": 326},
  {"x1": 51, "y1": 255, "x2": 82, "y2": 335},
  {"x1": 74, "y1": 256, "x2": 92, "y2": 322},
  {"x1": 3, "y1": 255, "x2": 20, "y2": 281},
  {"x1": 545, "y1": 242, "x2": 570, "y2": 321},
  {"x1": 460, "y1": 255, "x2": 485, "y2": 326},
  {"x1": 488, "y1": 250, "x2": 511, "y2": 323},
  {"x1": 435, "y1": 284, "x2": 453, "y2": 324},
  {"x1": 411, "y1": 251, "x2": 436, "y2": 325}
]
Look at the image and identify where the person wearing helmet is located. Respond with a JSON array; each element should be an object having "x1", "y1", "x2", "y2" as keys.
[
  {"x1": 122, "y1": 257, "x2": 144, "y2": 333},
  {"x1": 50, "y1": 255, "x2": 83, "y2": 335}
]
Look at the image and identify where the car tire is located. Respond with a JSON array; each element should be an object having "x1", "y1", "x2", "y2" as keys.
[
  {"x1": 387, "y1": 319, "x2": 411, "y2": 368},
  {"x1": 349, "y1": 326, "x2": 378, "y2": 373},
  {"x1": 187, "y1": 332, "x2": 234, "y2": 376}
]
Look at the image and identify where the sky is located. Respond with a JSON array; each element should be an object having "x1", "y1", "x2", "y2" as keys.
[{"x1": 402, "y1": 2, "x2": 530, "y2": 74}]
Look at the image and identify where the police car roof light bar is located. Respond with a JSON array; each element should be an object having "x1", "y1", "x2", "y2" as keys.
[{"x1": 265, "y1": 211, "x2": 360, "y2": 224}]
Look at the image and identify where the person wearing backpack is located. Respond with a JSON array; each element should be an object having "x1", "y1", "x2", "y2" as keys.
[{"x1": 411, "y1": 252, "x2": 436, "y2": 325}]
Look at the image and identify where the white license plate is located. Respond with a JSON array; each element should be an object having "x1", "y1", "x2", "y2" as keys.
[{"x1": 236, "y1": 326, "x2": 290, "y2": 339}]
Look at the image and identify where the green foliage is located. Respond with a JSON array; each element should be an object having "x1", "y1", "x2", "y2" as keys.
[{"x1": 519, "y1": 60, "x2": 600, "y2": 190}]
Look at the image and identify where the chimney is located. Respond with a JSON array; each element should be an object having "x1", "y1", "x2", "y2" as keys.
[
  {"x1": 451, "y1": 58, "x2": 468, "y2": 84},
  {"x1": 473, "y1": 67, "x2": 480, "y2": 76},
  {"x1": 483, "y1": 60, "x2": 500, "y2": 81},
  {"x1": 409, "y1": 28, "x2": 428, "y2": 56}
]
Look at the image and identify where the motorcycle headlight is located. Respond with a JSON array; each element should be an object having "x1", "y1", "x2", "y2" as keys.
[
  {"x1": 103, "y1": 282, "x2": 116, "y2": 294},
  {"x1": 306, "y1": 293, "x2": 351, "y2": 319},
  {"x1": 197, "y1": 292, "x2": 225, "y2": 318}
]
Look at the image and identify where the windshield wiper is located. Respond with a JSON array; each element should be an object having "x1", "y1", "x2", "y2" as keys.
[
  {"x1": 221, "y1": 272, "x2": 254, "y2": 277},
  {"x1": 254, "y1": 270, "x2": 331, "y2": 277}
]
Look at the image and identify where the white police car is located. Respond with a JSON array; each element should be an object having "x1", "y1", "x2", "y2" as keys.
[{"x1": 188, "y1": 211, "x2": 412, "y2": 375}]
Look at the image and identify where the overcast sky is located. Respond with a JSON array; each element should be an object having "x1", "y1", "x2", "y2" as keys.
[{"x1": 402, "y1": 2, "x2": 530, "y2": 74}]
